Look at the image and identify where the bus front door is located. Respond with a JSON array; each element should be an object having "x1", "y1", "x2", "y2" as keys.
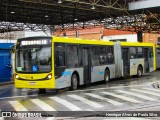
[
  {"x1": 122, "y1": 48, "x2": 130, "y2": 76},
  {"x1": 82, "y1": 47, "x2": 91, "y2": 85}
]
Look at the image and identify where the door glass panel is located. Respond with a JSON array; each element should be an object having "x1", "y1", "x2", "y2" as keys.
[
  {"x1": 149, "y1": 48, "x2": 153, "y2": 68},
  {"x1": 82, "y1": 49, "x2": 88, "y2": 66},
  {"x1": 91, "y1": 46, "x2": 99, "y2": 66}
]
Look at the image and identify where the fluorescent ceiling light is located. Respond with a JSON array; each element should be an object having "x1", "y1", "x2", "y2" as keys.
[{"x1": 58, "y1": 0, "x2": 62, "y2": 4}]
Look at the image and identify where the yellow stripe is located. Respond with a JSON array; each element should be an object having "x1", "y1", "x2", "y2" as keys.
[
  {"x1": 120, "y1": 41, "x2": 154, "y2": 47},
  {"x1": 53, "y1": 36, "x2": 154, "y2": 47},
  {"x1": 53, "y1": 37, "x2": 114, "y2": 45},
  {"x1": 52, "y1": 37, "x2": 55, "y2": 87}
]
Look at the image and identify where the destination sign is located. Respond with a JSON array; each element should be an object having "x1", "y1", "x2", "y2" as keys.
[{"x1": 21, "y1": 40, "x2": 48, "y2": 46}]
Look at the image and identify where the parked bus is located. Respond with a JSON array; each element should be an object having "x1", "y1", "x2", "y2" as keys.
[{"x1": 14, "y1": 36, "x2": 156, "y2": 91}]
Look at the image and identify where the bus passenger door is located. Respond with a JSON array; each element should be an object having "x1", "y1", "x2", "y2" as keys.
[
  {"x1": 149, "y1": 48, "x2": 154, "y2": 72},
  {"x1": 82, "y1": 47, "x2": 91, "y2": 85},
  {"x1": 122, "y1": 48, "x2": 130, "y2": 76},
  {"x1": 143, "y1": 48, "x2": 149, "y2": 72}
]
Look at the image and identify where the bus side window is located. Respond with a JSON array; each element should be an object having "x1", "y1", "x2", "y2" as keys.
[
  {"x1": 54, "y1": 43, "x2": 66, "y2": 67},
  {"x1": 99, "y1": 46, "x2": 107, "y2": 65},
  {"x1": 137, "y1": 47, "x2": 143, "y2": 58},
  {"x1": 149, "y1": 48, "x2": 153, "y2": 58},
  {"x1": 54, "y1": 51, "x2": 65, "y2": 67},
  {"x1": 67, "y1": 45, "x2": 79, "y2": 67},
  {"x1": 58, "y1": 51, "x2": 65, "y2": 66},
  {"x1": 106, "y1": 46, "x2": 114, "y2": 64},
  {"x1": 91, "y1": 46, "x2": 99, "y2": 66},
  {"x1": 157, "y1": 48, "x2": 160, "y2": 54},
  {"x1": 130, "y1": 47, "x2": 136, "y2": 59},
  {"x1": 55, "y1": 51, "x2": 58, "y2": 67}
]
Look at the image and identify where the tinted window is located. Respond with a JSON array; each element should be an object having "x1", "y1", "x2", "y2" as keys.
[
  {"x1": 99, "y1": 46, "x2": 107, "y2": 65},
  {"x1": 137, "y1": 47, "x2": 143, "y2": 58},
  {"x1": 91, "y1": 46, "x2": 99, "y2": 66},
  {"x1": 130, "y1": 47, "x2": 137, "y2": 59},
  {"x1": 106, "y1": 46, "x2": 114, "y2": 64},
  {"x1": 82, "y1": 48, "x2": 89, "y2": 66},
  {"x1": 149, "y1": 48, "x2": 153, "y2": 58},
  {"x1": 55, "y1": 43, "x2": 65, "y2": 67},
  {"x1": 55, "y1": 43, "x2": 65, "y2": 51},
  {"x1": 157, "y1": 48, "x2": 160, "y2": 54},
  {"x1": 55, "y1": 51, "x2": 65, "y2": 66},
  {"x1": 67, "y1": 45, "x2": 79, "y2": 67}
]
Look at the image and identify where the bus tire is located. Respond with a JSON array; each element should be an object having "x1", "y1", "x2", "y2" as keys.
[
  {"x1": 104, "y1": 69, "x2": 110, "y2": 83},
  {"x1": 70, "y1": 74, "x2": 78, "y2": 90},
  {"x1": 137, "y1": 66, "x2": 143, "y2": 77}
]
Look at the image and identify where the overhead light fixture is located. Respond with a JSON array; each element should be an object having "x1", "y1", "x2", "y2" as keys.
[
  {"x1": 11, "y1": 11, "x2": 15, "y2": 14},
  {"x1": 91, "y1": 5, "x2": 95, "y2": 10},
  {"x1": 74, "y1": 18, "x2": 78, "y2": 21},
  {"x1": 58, "y1": 0, "x2": 62, "y2": 4},
  {"x1": 45, "y1": 15, "x2": 49, "y2": 18}
]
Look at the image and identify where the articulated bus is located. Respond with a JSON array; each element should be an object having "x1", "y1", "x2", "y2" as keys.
[{"x1": 14, "y1": 36, "x2": 156, "y2": 91}]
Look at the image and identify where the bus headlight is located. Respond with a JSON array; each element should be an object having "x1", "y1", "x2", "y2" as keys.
[
  {"x1": 15, "y1": 74, "x2": 19, "y2": 79},
  {"x1": 47, "y1": 74, "x2": 52, "y2": 79}
]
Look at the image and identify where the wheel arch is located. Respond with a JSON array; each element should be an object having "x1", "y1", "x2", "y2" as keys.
[
  {"x1": 104, "y1": 67, "x2": 110, "y2": 83},
  {"x1": 105, "y1": 67, "x2": 110, "y2": 74},
  {"x1": 138, "y1": 64, "x2": 143, "y2": 73},
  {"x1": 72, "y1": 71, "x2": 80, "y2": 85}
]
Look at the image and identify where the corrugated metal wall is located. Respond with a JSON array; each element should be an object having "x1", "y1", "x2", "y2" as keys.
[{"x1": 0, "y1": 43, "x2": 14, "y2": 83}]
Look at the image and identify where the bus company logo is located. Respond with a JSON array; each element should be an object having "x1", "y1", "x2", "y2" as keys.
[{"x1": 62, "y1": 71, "x2": 72, "y2": 76}]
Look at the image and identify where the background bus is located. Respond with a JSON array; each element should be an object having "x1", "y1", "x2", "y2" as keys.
[{"x1": 14, "y1": 36, "x2": 156, "y2": 91}]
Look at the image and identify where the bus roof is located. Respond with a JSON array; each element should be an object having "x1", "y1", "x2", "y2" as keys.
[
  {"x1": 120, "y1": 41, "x2": 154, "y2": 47},
  {"x1": 17, "y1": 36, "x2": 52, "y2": 41},
  {"x1": 53, "y1": 37, "x2": 114, "y2": 45},
  {"x1": 53, "y1": 37, "x2": 154, "y2": 47},
  {"x1": 17, "y1": 36, "x2": 154, "y2": 47}
]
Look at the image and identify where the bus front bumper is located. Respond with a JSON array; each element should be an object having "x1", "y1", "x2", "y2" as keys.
[{"x1": 15, "y1": 79, "x2": 55, "y2": 89}]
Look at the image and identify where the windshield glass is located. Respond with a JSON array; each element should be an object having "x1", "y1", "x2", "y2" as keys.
[{"x1": 16, "y1": 45, "x2": 51, "y2": 73}]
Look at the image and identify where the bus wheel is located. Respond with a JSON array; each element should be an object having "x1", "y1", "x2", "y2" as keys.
[
  {"x1": 70, "y1": 74, "x2": 78, "y2": 90},
  {"x1": 137, "y1": 66, "x2": 143, "y2": 77},
  {"x1": 38, "y1": 89, "x2": 46, "y2": 94},
  {"x1": 104, "y1": 70, "x2": 110, "y2": 83}
]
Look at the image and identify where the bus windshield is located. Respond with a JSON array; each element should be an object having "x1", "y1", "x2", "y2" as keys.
[{"x1": 16, "y1": 45, "x2": 51, "y2": 73}]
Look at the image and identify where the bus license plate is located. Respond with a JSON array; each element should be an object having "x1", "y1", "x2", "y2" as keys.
[{"x1": 30, "y1": 82, "x2": 36, "y2": 85}]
